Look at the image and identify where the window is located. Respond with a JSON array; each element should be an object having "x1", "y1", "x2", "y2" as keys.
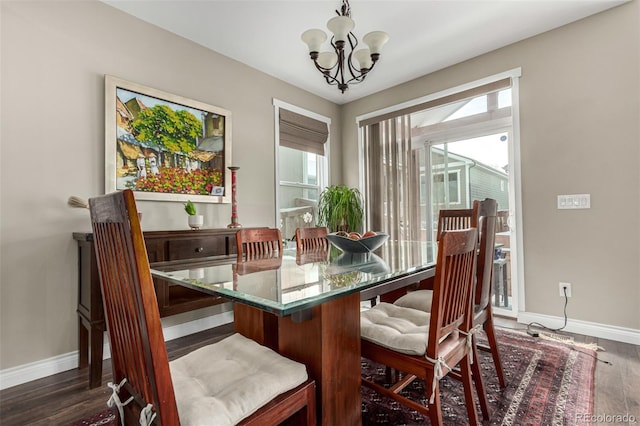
[
  {"x1": 274, "y1": 100, "x2": 330, "y2": 241},
  {"x1": 433, "y1": 170, "x2": 461, "y2": 204}
]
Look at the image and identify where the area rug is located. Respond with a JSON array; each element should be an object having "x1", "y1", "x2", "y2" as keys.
[
  {"x1": 361, "y1": 327, "x2": 597, "y2": 425},
  {"x1": 71, "y1": 328, "x2": 596, "y2": 426}
]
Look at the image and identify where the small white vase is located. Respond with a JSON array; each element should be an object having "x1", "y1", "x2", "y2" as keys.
[{"x1": 188, "y1": 215, "x2": 204, "y2": 230}]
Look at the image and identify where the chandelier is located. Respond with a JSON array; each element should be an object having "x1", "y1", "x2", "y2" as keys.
[{"x1": 301, "y1": 0, "x2": 389, "y2": 93}]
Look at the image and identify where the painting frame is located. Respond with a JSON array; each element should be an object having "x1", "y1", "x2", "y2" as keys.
[{"x1": 105, "y1": 75, "x2": 232, "y2": 203}]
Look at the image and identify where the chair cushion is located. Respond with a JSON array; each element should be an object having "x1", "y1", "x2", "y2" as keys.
[
  {"x1": 361, "y1": 302, "x2": 431, "y2": 356},
  {"x1": 394, "y1": 289, "x2": 434, "y2": 312},
  {"x1": 170, "y1": 333, "x2": 308, "y2": 426}
]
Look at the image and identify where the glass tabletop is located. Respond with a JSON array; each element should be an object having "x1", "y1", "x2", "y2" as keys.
[{"x1": 150, "y1": 240, "x2": 436, "y2": 316}]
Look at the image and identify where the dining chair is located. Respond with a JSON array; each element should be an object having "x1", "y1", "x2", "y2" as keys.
[
  {"x1": 295, "y1": 226, "x2": 329, "y2": 252},
  {"x1": 236, "y1": 228, "x2": 283, "y2": 261},
  {"x1": 436, "y1": 207, "x2": 475, "y2": 240},
  {"x1": 393, "y1": 198, "x2": 506, "y2": 419},
  {"x1": 379, "y1": 205, "x2": 475, "y2": 305},
  {"x1": 89, "y1": 190, "x2": 316, "y2": 426},
  {"x1": 392, "y1": 203, "x2": 476, "y2": 310},
  {"x1": 360, "y1": 228, "x2": 480, "y2": 425}
]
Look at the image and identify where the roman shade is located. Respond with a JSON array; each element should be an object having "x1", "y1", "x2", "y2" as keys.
[{"x1": 279, "y1": 108, "x2": 329, "y2": 156}]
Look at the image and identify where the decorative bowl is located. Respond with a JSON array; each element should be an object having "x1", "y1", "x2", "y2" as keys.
[
  {"x1": 325, "y1": 232, "x2": 389, "y2": 253},
  {"x1": 327, "y1": 252, "x2": 390, "y2": 275}
]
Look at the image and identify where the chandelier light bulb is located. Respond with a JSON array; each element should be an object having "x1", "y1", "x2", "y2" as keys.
[
  {"x1": 301, "y1": 29, "x2": 327, "y2": 54},
  {"x1": 317, "y1": 51, "x2": 339, "y2": 70},
  {"x1": 353, "y1": 48, "x2": 373, "y2": 70},
  {"x1": 327, "y1": 15, "x2": 355, "y2": 44},
  {"x1": 363, "y1": 31, "x2": 389, "y2": 55}
]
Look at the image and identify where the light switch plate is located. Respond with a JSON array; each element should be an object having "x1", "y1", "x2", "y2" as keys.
[{"x1": 557, "y1": 194, "x2": 590, "y2": 209}]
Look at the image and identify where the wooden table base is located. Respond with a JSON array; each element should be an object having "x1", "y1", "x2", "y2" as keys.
[{"x1": 234, "y1": 293, "x2": 362, "y2": 426}]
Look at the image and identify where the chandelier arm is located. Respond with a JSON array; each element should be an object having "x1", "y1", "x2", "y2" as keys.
[
  {"x1": 311, "y1": 55, "x2": 343, "y2": 88},
  {"x1": 344, "y1": 32, "x2": 363, "y2": 81},
  {"x1": 345, "y1": 55, "x2": 362, "y2": 81},
  {"x1": 344, "y1": 58, "x2": 379, "y2": 85},
  {"x1": 338, "y1": 0, "x2": 351, "y2": 17}
]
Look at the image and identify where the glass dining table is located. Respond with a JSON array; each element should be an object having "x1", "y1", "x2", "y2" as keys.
[{"x1": 150, "y1": 240, "x2": 436, "y2": 426}]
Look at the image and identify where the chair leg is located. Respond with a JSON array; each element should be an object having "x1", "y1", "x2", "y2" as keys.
[
  {"x1": 460, "y1": 355, "x2": 480, "y2": 426},
  {"x1": 484, "y1": 316, "x2": 506, "y2": 388},
  {"x1": 471, "y1": 338, "x2": 490, "y2": 421},
  {"x1": 305, "y1": 382, "x2": 317, "y2": 426},
  {"x1": 426, "y1": 369, "x2": 444, "y2": 426}
]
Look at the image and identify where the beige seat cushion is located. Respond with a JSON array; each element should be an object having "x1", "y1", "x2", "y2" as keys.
[
  {"x1": 394, "y1": 289, "x2": 434, "y2": 312},
  {"x1": 361, "y1": 302, "x2": 431, "y2": 356},
  {"x1": 170, "y1": 333, "x2": 308, "y2": 426}
]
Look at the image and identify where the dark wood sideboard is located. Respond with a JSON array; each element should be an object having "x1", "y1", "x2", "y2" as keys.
[{"x1": 73, "y1": 228, "x2": 243, "y2": 388}]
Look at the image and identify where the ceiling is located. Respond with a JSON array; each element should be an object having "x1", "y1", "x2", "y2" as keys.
[{"x1": 102, "y1": 0, "x2": 627, "y2": 105}]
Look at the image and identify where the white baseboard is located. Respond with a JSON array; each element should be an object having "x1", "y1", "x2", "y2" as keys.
[
  {"x1": 3, "y1": 310, "x2": 637, "y2": 391},
  {"x1": 517, "y1": 311, "x2": 640, "y2": 345},
  {"x1": 0, "y1": 311, "x2": 234, "y2": 391}
]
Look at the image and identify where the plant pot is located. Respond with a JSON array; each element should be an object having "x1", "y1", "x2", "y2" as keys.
[{"x1": 188, "y1": 215, "x2": 204, "y2": 230}]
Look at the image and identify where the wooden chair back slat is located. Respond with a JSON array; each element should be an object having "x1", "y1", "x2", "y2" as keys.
[
  {"x1": 89, "y1": 189, "x2": 179, "y2": 424},
  {"x1": 236, "y1": 228, "x2": 283, "y2": 260},
  {"x1": 437, "y1": 209, "x2": 474, "y2": 241},
  {"x1": 295, "y1": 227, "x2": 329, "y2": 252},
  {"x1": 427, "y1": 228, "x2": 478, "y2": 358},
  {"x1": 474, "y1": 199, "x2": 498, "y2": 309}
]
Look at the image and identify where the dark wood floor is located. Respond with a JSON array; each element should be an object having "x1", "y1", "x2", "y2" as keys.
[{"x1": 0, "y1": 319, "x2": 638, "y2": 425}]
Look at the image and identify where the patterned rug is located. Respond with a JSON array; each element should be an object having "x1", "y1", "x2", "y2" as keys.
[
  {"x1": 361, "y1": 327, "x2": 597, "y2": 425},
  {"x1": 71, "y1": 328, "x2": 596, "y2": 426}
]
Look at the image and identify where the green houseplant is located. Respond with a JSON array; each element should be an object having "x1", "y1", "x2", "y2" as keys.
[
  {"x1": 184, "y1": 200, "x2": 203, "y2": 230},
  {"x1": 317, "y1": 185, "x2": 364, "y2": 233},
  {"x1": 184, "y1": 200, "x2": 197, "y2": 216}
]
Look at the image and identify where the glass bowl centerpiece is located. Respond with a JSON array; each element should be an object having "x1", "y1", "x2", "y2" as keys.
[{"x1": 325, "y1": 231, "x2": 388, "y2": 253}]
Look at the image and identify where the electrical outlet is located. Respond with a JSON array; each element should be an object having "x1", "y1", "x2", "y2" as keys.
[{"x1": 559, "y1": 282, "x2": 572, "y2": 297}]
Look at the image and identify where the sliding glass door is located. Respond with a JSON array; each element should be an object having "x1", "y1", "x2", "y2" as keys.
[
  {"x1": 425, "y1": 133, "x2": 515, "y2": 311},
  {"x1": 361, "y1": 74, "x2": 521, "y2": 315},
  {"x1": 411, "y1": 88, "x2": 517, "y2": 314}
]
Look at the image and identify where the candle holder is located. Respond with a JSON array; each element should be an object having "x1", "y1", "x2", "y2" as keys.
[{"x1": 227, "y1": 166, "x2": 242, "y2": 228}]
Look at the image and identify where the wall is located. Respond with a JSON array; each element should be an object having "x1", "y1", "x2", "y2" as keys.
[
  {"x1": 342, "y1": 2, "x2": 639, "y2": 332},
  {"x1": 0, "y1": 1, "x2": 340, "y2": 370}
]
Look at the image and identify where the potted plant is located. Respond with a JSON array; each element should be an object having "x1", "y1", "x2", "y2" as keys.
[
  {"x1": 317, "y1": 185, "x2": 364, "y2": 233},
  {"x1": 184, "y1": 200, "x2": 203, "y2": 230}
]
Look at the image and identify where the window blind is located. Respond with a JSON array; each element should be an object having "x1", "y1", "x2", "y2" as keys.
[{"x1": 279, "y1": 108, "x2": 329, "y2": 156}]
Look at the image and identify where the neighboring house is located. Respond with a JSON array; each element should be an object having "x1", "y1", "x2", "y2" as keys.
[
  {"x1": 115, "y1": 96, "x2": 143, "y2": 176},
  {"x1": 430, "y1": 147, "x2": 509, "y2": 212}
]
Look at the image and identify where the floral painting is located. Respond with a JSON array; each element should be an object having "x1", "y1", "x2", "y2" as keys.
[{"x1": 105, "y1": 76, "x2": 232, "y2": 203}]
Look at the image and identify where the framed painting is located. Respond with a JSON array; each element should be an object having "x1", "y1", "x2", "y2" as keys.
[{"x1": 105, "y1": 75, "x2": 232, "y2": 203}]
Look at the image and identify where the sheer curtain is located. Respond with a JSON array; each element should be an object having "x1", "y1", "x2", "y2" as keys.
[{"x1": 362, "y1": 115, "x2": 422, "y2": 243}]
